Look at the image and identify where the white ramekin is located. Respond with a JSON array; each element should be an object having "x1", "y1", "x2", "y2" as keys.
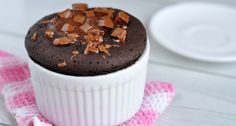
[{"x1": 28, "y1": 40, "x2": 150, "y2": 126}]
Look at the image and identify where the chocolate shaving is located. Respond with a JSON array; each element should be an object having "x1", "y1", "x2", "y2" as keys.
[
  {"x1": 31, "y1": 32, "x2": 37, "y2": 41},
  {"x1": 58, "y1": 61, "x2": 67, "y2": 68},
  {"x1": 72, "y1": 3, "x2": 88, "y2": 11},
  {"x1": 61, "y1": 23, "x2": 75, "y2": 32},
  {"x1": 67, "y1": 33, "x2": 79, "y2": 42},
  {"x1": 88, "y1": 46, "x2": 99, "y2": 53},
  {"x1": 53, "y1": 37, "x2": 72, "y2": 46},
  {"x1": 44, "y1": 29, "x2": 54, "y2": 38},
  {"x1": 41, "y1": 20, "x2": 50, "y2": 24},
  {"x1": 111, "y1": 28, "x2": 127, "y2": 42},
  {"x1": 84, "y1": 45, "x2": 89, "y2": 55},
  {"x1": 98, "y1": 18, "x2": 114, "y2": 28},
  {"x1": 73, "y1": 14, "x2": 85, "y2": 24},
  {"x1": 58, "y1": 9, "x2": 72, "y2": 19},
  {"x1": 98, "y1": 44, "x2": 110, "y2": 56}
]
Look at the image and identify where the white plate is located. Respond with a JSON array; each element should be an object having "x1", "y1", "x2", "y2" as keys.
[{"x1": 149, "y1": 2, "x2": 236, "y2": 62}]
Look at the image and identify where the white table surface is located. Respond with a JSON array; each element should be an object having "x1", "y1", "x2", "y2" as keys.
[{"x1": 0, "y1": 0, "x2": 236, "y2": 126}]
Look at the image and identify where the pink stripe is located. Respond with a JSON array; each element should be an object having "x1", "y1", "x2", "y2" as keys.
[
  {"x1": 0, "y1": 51, "x2": 12, "y2": 57},
  {"x1": 120, "y1": 111, "x2": 159, "y2": 126},
  {"x1": 6, "y1": 91, "x2": 35, "y2": 111},
  {"x1": 144, "y1": 81, "x2": 175, "y2": 96},
  {"x1": 0, "y1": 64, "x2": 30, "y2": 92}
]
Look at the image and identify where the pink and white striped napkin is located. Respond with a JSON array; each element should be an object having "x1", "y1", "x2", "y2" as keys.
[{"x1": 0, "y1": 50, "x2": 175, "y2": 126}]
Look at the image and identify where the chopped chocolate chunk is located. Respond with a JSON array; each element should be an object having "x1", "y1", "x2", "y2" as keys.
[
  {"x1": 85, "y1": 10, "x2": 95, "y2": 17},
  {"x1": 98, "y1": 18, "x2": 114, "y2": 28},
  {"x1": 44, "y1": 29, "x2": 54, "y2": 38},
  {"x1": 94, "y1": 8, "x2": 114, "y2": 17},
  {"x1": 73, "y1": 14, "x2": 85, "y2": 24},
  {"x1": 88, "y1": 46, "x2": 99, "y2": 53},
  {"x1": 58, "y1": 9, "x2": 72, "y2": 19},
  {"x1": 61, "y1": 23, "x2": 75, "y2": 32},
  {"x1": 79, "y1": 23, "x2": 93, "y2": 32},
  {"x1": 72, "y1": 3, "x2": 88, "y2": 11},
  {"x1": 98, "y1": 44, "x2": 110, "y2": 56},
  {"x1": 53, "y1": 37, "x2": 71, "y2": 46},
  {"x1": 58, "y1": 61, "x2": 67, "y2": 68},
  {"x1": 111, "y1": 28, "x2": 127, "y2": 42},
  {"x1": 67, "y1": 33, "x2": 79, "y2": 42},
  {"x1": 31, "y1": 32, "x2": 37, "y2": 41},
  {"x1": 117, "y1": 11, "x2": 129, "y2": 24}
]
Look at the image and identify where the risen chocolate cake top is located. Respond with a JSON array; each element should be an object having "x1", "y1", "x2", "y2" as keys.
[{"x1": 25, "y1": 3, "x2": 147, "y2": 76}]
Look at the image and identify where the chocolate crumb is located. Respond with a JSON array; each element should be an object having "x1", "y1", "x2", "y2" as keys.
[
  {"x1": 31, "y1": 32, "x2": 37, "y2": 41},
  {"x1": 44, "y1": 29, "x2": 54, "y2": 38},
  {"x1": 71, "y1": 50, "x2": 80, "y2": 59},
  {"x1": 103, "y1": 55, "x2": 106, "y2": 59},
  {"x1": 122, "y1": 25, "x2": 127, "y2": 29},
  {"x1": 72, "y1": 51, "x2": 80, "y2": 55},
  {"x1": 58, "y1": 61, "x2": 67, "y2": 68},
  {"x1": 113, "y1": 39, "x2": 120, "y2": 43}
]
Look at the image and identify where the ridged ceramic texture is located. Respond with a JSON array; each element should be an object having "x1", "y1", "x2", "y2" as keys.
[{"x1": 29, "y1": 41, "x2": 150, "y2": 126}]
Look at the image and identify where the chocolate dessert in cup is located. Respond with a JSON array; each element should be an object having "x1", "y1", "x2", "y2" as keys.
[{"x1": 25, "y1": 3, "x2": 149, "y2": 126}]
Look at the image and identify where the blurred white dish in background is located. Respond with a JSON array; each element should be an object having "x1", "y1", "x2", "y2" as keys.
[{"x1": 149, "y1": 2, "x2": 236, "y2": 62}]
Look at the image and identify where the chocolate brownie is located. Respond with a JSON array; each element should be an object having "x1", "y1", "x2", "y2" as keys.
[{"x1": 25, "y1": 3, "x2": 147, "y2": 76}]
